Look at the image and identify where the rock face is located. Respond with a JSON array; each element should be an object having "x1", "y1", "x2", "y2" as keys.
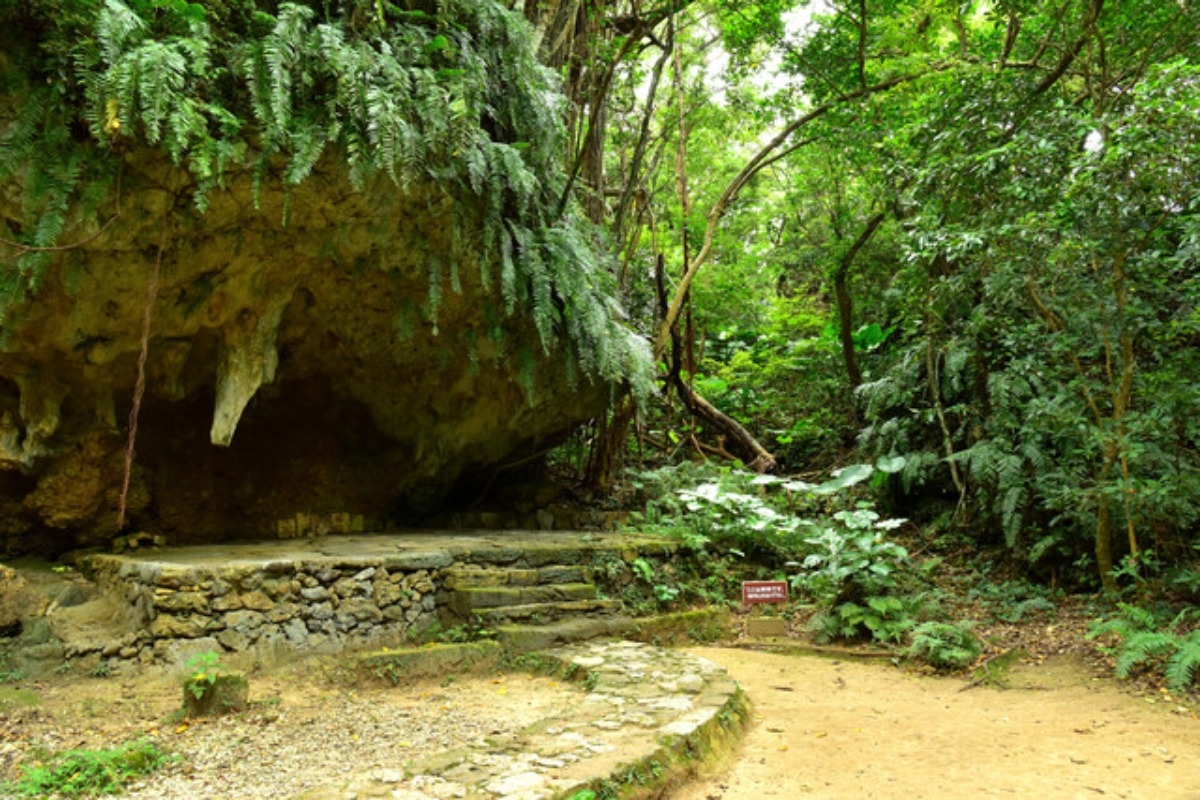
[
  {"x1": 0, "y1": 563, "x2": 45, "y2": 633},
  {"x1": 0, "y1": 153, "x2": 611, "y2": 555}
]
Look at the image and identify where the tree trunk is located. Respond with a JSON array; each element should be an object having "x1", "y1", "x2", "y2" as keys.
[
  {"x1": 674, "y1": 376, "x2": 777, "y2": 473},
  {"x1": 1096, "y1": 462, "x2": 1119, "y2": 593},
  {"x1": 652, "y1": 71, "x2": 935, "y2": 361},
  {"x1": 833, "y1": 210, "x2": 886, "y2": 393},
  {"x1": 654, "y1": 253, "x2": 777, "y2": 474},
  {"x1": 584, "y1": 399, "x2": 636, "y2": 491},
  {"x1": 834, "y1": 267, "x2": 862, "y2": 389},
  {"x1": 926, "y1": 333, "x2": 967, "y2": 512}
]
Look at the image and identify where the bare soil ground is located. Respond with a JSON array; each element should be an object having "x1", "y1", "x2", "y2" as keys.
[
  {"x1": 5, "y1": 593, "x2": 1200, "y2": 799},
  {"x1": 0, "y1": 659, "x2": 578, "y2": 799},
  {"x1": 676, "y1": 646, "x2": 1200, "y2": 800}
]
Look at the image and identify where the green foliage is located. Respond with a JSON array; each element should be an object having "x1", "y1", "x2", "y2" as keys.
[
  {"x1": 630, "y1": 557, "x2": 654, "y2": 583},
  {"x1": 855, "y1": 47, "x2": 1200, "y2": 585},
  {"x1": 1166, "y1": 564, "x2": 1200, "y2": 601},
  {"x1": 1165, "y1": 637, "x2": 1200, "y2": 695},
  {"x1": 790, "y1": 505, "x2": 909, "y2": 605},
  {"x1": 610, "y1": 0, "x2": 1200, "y2": 594},
  {"x1": 690, "y1": 298, "x2": 861, "y2": 469},
  {"x1": 1089, "y1": 604, "x2": 1200, "y2": 693},
  {"x1": 5, "y1": 738, "x2": 175, "y2": 797},
  {"x1": 436, "y1": 617, "x2": 496, "y2": 644},
  {"x1": 0, "y1": 667, "x2": 26, "y2": 684},
  {"x1": 905, "y1": 621, "x2": 983, "y2": 671},
  {"x1": 183, "y1": 649, "x2": 224, "y2": 700},
  {"x1": 0, "y1": 0, "x2": 652, "y2": 394},
  {"x1": 811, "y1": 595, "x2": 917, "y2": 645},
  {"x1": 626, "y1": 462, "x2": 803, "y2": 559},
  {"x1": 627, "y1": 460, "x2": 917, "y2": 643},
  {"x1": 967, "y1": 579, "x2": 1060, "y2": 624},
  {"x1": 0, "y1": 638, "x2": 24, "y2": 684}
]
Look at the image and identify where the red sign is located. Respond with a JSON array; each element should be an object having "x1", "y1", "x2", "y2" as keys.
[{"x1": 742, "y1": 580, "x2": 788, "y2": 604}]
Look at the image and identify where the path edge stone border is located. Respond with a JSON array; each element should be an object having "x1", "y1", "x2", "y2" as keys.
[
  {"x1": 320, "y1": 640, "x2": 751, "y2": 799},
  {"x1": 535, "y1": 645, "x2": 751, "y2": 800}
]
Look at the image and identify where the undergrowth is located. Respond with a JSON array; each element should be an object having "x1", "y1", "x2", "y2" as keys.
[
  {"x1": 625, "y1": 459, "x2": 934, "y2": 646},
  {"x1": 1089, "y1": 603, "x2": 1200, "y2": 693},
  {"x1": 905, "y1": 621, "x2": 984, "y2": 670},
  {"x1": 4, "y1": 738, "x2": 175, "y2": 797}
]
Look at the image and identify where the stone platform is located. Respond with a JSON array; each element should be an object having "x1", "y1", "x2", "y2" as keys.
[
  {"x1": 70, "y1": 532, "x2": 679, "y2": 670},
  {"x1": 86, "y1": 531, "x2": 675, "y2": 573}
]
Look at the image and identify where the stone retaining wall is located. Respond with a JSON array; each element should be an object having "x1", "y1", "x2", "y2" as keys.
[
  {"x1": 81, "y1": 557, "x2": 448, "y2": 667},
  {"x1": 64, "y1": 533, "x2": 681, "y2": 671}
]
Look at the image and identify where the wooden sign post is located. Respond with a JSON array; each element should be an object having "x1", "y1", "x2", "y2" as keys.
[{"x1": 742, "y1": 580, "x2": 789, "y2": 638}]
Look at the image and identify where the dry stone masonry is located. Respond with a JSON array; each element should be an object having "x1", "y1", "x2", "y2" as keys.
[
  {"x1": 69, "y1": 532, "x2": 678, "y2": 670},
  {"x1": 84, "y1": 554, "x2": 449, "y2": 668}
]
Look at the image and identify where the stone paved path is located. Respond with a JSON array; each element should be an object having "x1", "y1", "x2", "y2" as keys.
[{"x1": 300, "y1": 641, "x2": 746, "y2": 799}]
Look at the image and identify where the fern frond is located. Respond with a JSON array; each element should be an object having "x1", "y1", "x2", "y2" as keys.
[
  {"x1": 283, "y1": 115, "x2": 328, "y2": 185},
  {"x1": 1001, "y1": 485, "x2": 1024, "y2": 548},
  {"x1": 1089, "y1": 603, "x2": 1161, "y2": 641},
  {"x1": 1114, "y1": 631, "x2": 1177, "y2": 678},
  {"x1": 425, "y1": 257, "x2": 442, "y2": 334},
  {"x1": 1165, "y1": 633, "x2": 1200, "y2": 692},
  {"x1": 97, "y1": 0, "x2": 147, "y2": 65},
  {"x1": 1, "y1": 0, "x2": 654, "y2": 393}
]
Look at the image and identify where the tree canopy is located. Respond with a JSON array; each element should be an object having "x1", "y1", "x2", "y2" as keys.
[{"x1": 567, "y1": 0, "x2": 1200, "y2": 591}]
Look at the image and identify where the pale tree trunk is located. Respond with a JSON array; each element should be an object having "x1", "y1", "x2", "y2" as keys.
[{"x1": 662, "y1": 34, "x2": 775, "y2": 472}]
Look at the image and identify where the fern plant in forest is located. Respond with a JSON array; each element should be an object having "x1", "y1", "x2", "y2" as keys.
[
  {"x1": 1089, "y1": 603, "x2": 1200, "y2": 692},
  {"x1": 0, "y1": 0, "x2": 652, "y2": 396},
  {"x1": 905, "y1": 621, "x2": 983, "y2": 670},
  {"x1": 1165, "y1": 635, "x2": 1200, "y2": 693}
]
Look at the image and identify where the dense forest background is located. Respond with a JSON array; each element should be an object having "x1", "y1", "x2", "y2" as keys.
[
  {"x1": 1, "y1": 1, "x2": 1198, "y2": 605},
  {"x1": 530, "y1": 0, "x2": 1200, "y2": 600}
]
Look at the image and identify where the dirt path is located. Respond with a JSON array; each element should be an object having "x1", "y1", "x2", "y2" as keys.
[
  {"x1": 6, "y1": 643, "x2": 1200, "y2": 799},
  {"x1": 675, "y1": 647, "x2": 1200, "y2": 800}
]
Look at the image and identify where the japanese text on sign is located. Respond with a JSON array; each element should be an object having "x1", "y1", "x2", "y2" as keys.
[{"x1": 742, "y1": 580, "x2": 788, "y2": 604}]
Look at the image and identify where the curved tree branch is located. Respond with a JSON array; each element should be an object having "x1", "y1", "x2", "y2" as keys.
[
  {"x1": 1032, "y1": 0, "x2": 1104, "y2": 95},
  {"x1": 652, "y1": 69, "x2": 938, "y2": 360}
]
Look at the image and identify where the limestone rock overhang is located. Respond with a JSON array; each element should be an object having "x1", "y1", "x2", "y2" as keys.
[{"x1": 0, "y1": 154, "x2": 613, "y2": 555}]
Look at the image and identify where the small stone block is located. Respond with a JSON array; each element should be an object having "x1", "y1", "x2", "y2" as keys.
[
  {"x1": 277, "y1": 519, "x2": 298, "y2": 539},
  {"x1": 184, "y1": 672, "x2": 249, "y2": 717},
  {"x1": 746, "y1": 617, "x2": 788, "y2": 638},
  {"x1": 331, "y1": 512, "x2": 350, "y2": 533}
]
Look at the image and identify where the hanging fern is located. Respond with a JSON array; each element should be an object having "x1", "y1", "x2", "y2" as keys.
[{"x1": 0, "y1": 0, "x2": 651, "y2": 395}]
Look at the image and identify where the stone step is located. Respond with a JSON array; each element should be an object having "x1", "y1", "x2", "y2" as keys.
[
  {"x1": 448, "y1": 583, "x2": 597, "y2": 615},
  {"x1": 495, "y1": 615, "x2": 636, "y2": 653},
  {"x1": 472, "y1": 598, "x2": 622, "y2": 626},
  {"x1": 442, "y1": 564, "x2": 589, "y2": 589}
]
